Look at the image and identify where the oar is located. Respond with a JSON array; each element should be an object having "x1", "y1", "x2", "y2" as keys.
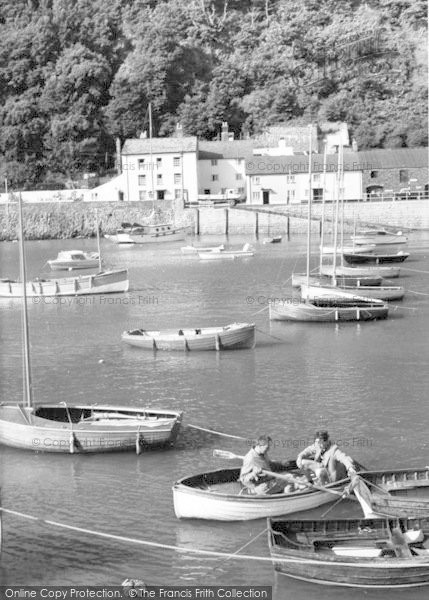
[{"x1": 213, "y1": 450, "x2": 344, "y2": 497}]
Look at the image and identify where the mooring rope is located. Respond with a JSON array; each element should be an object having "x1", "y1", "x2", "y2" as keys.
[
  {"x1": 186, "y1": 424, "x2": 248, "y2": 440},
  {"x1": 0, "y1": 507, "x2": 273, "y2": 563}
]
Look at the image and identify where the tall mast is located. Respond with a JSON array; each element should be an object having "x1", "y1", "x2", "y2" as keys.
[
  {"x1": 96, "y1": 209, "x2": 102, "y2": 272},
  {"x1": 149, "y1": 102, "x2": 154, "y2": 203},
  {"x1": 319, "y1": 141, "x2": 327, "y2": 275},
  {"x1": 305, "y1": 125, "x2": 313, "y2": 295},
  {"x1": 331, "y1": 149, "x2": 341, "y2": 286},
  {"x1": 18, "y1": 193, "x2": 32, "y2": 408},
  {"x1": 339, "y1": 143, "x2": 345, "y2": 260}
]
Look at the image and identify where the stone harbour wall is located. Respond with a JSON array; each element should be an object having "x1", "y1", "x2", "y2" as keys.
[{"x1": 0, "y1": 199, "x2": 427, "y2": 241}]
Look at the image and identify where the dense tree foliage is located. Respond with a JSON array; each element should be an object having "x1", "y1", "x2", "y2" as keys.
[{"x1": 0, "y1": 0, "x2": 426, "y2": 188}]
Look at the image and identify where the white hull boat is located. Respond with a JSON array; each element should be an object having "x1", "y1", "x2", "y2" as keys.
[
  {"x1": 300, "y1": 282, "x2": 405, "y2": 302},
  {"x1": 47, "y1": 250, "x2": 100, "y2": 271}
]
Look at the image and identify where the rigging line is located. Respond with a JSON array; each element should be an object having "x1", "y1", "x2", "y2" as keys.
[
  {"x1": 401, "y1": 267, "x2": 429, "y2": 275},
  {"x1": 406, "y1": 289, "x2": 429, "y2": 296},
  {"x1": 213, "y1": 528, "x2": 268, "y2": 571},
  {"x1": 186, "y1": 424, "x2": 248, "y2": 440},
  {"x1": 250, "y1": 305, "x2": 269, "y2": 316},
  {"x1": 0, "y1": 507, "x2": 275, "y2": 563}
]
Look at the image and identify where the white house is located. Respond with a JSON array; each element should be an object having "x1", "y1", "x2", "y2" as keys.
[{"x1": 121, "y1": 137, "x2": 198, "y2": 203}]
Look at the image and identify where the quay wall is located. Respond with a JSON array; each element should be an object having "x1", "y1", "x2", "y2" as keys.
[{"x1": 0, "y1": 200, "x2": 428, "y2": 241}]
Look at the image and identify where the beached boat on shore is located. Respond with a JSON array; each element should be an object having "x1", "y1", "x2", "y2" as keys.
[
  {"x1": 268, "y1": 515, "x2": 429, "y2": 588},
  {"x1": 0, "y1": 269, "x2": 129, "y2": 297},
  {"x1": 106, "y1": 222, "x2": 190, "y2": 244},
  {"x1": 122, "y1": 322, "x2": 255, "y2": 351},
  {"x1": 47, "y1": 250, "x2": 100, "y2": 271}
]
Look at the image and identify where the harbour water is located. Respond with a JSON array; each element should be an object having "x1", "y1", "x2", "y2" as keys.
[{"x1": 1, "y1": 232, "x2": 429, "y2": 598}]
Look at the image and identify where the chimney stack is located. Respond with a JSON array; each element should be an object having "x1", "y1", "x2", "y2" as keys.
[
  {"x1": 115, "y1": 137, "x2": 122, "y2": 175},
  {"x1": 175, "y1": 122, "x2": 183, "y2": 138},
  {"x1": 352, "y1": 138, "x2": 358, "y2": 152},
  {"x1": 221, "y1": 122, "x2": 232, "y2": 142}
]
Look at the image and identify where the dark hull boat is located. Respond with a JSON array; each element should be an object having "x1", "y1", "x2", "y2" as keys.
[
  {"x1": 268, "y1": 516, "x2": 429, "y2": 588},
  {"x1": 343, "y1": 251, "x2": 410, "y2": 265}
]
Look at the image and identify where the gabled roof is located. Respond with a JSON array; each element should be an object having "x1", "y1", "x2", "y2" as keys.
[
  {"x1": 198, "y1": 140, "x2": 257, "y2": 160},
  {"x1": 245, "y1": 147, "x2": 429, "y2": 175},
  {"x1": 122, "y1": 137, "x2": 198, "y2": 155}
]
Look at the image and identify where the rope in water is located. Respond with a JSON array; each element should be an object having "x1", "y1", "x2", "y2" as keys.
[
  {"x1": 0, "y1": 507, "x2": 273, "y2": 563},
  {"x1": 187, "y1": 424, "x2": 248, "y2": 440}
]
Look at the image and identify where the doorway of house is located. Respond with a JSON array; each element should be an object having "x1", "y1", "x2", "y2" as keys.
[{"x1": 263, "y1": 190, "x2": 270, "y2": 204}]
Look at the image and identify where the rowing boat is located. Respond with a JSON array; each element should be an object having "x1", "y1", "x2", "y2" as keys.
[
  {"x1": 268, "y1": 515, "x2": 429, "y2": 588},
  {"x1": 173, "y1": 467, "x2": 429, "y2": 521},
  {"x1": 172, "y1": 467, "x2": 345, "y2": 521},
  {"x1": 122, "y1": 323, "x2": 255, "y2": 351},
  {"x1": 300, "y1": 282, "x2": 405, "y2": 302},
  {"x1": 320, "y1": 264, "x2": 401, "y2": 278},
  {"x1": 269, "y1": 298, "x2": 388, "y2": 322},
  {"x1": 291, "y1": 273, "x2": 383, "y2": 288}
]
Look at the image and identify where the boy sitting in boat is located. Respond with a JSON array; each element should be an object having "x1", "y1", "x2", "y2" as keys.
[
  {"x1": 240, "y1": 435, "x2": 302, "y2": 495},
  {"x1": 297, "y1": 430, "x2": 357, "y2": 484}
]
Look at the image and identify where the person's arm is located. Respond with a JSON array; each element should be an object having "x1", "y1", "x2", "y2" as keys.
[
  {"x1": 333, "y1": 447, "x2": 356, "y2": 474},
  {"x1": 296, "y1": 444, "x2": 316, "y2": 469}
]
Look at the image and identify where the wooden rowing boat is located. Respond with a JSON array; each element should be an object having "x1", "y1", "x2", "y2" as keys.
[
  {"x1": 198, "y1": 243, "x2": 254, "y2": 260},
  {"x1": 122, "y1": 322, "x2": 255, "y2": 351},
  {"x1": 343, "y1": 251, "x2": 410, "y2": 265},
  {"x1": 172, "y1": 467, "x2": 345, "y2": 521},
  {"x1": 269, "y1": 298, "x2": 388, "y2": 322},
  {"x1": 268, "y1": 515, "x2": 429, "y2": 588},
  {"x1": 0, "y1": 404, "x2": 183, "y2": 453}
]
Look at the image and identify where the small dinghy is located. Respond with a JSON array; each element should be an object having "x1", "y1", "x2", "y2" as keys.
[
  {"x1": 343, "y1": 251, "x2": 410, "y2": 265},
  {"x1": 122, "y1": 322, "x2": 255, "y2": 351},
  {"x1": 268, "y1": 515, "x2": 429, "y2": 588}
]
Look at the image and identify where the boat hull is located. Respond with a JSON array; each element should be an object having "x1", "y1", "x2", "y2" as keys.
[
  {"x1": 269, "y1": 300, "x2": 388, "y2": 322},
  {"x1": 343, "y1": 252, "x2": 410, "y2": 265},
  {"x1": 300, "y1": 283, "x2": 405, "y2": 302},
  {"x1": 173, "y1": 468, "x2": 344, "y2": 521},
  {"x1": 122, "y1": 323, "x2": 256, "y2": 351},
  {"x1": 320, "y1": 265, "x2": 401, "y2": 278},
  {"x1": 0, "y1": 405, "x2": 182, "y2": 453},
  {"x1": 292, "y1": 273, "x2": 383, "y2": 288},
  {"x1": 269, "y1": 516, "x2": 429, "y2": 588},
  {"x1": 108, "y1": 226, "x2": 190, "y2": 244},
  {"x1": 0, "y1": 269, "x2": 129, "y2": 297}
]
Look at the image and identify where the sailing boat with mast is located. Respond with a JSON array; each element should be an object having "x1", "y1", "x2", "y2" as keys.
[
  {"x1": 300, "y1": 145, "x2": 405, "y2": 303},
  {"x1": 0, "y1": 195, "x2": 182, "y2": 453},
  {"x1": 0, "y1": 209, "x2": 129, "y2": 297},
  {"x1": 269, "y1": 134, "x2": 388, "y2": 322}
]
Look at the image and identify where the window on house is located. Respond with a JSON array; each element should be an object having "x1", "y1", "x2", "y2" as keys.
[
  {"x1": 399, "y1": 169, "x2": 409, "y2": 183},
  {"x1": 236, "y1": 173, "x2": 243, "y2": 180},
  {"x1": 313, "y1": 174, "x2": 320, "y2": 182},
  {"x1": 174, "y1": 173, "x2": 181, "y2": 184},
  {"x1": 252, "y1": 191, "x2": 260, "y2": 201},
  {"x1": 173, "y1": 156, "x2": 180, "y2": 167},
  {"x1": 254, "y1": 176, "x2": 260, "y2": 185},
  {"x1": 212, "y1": 174, "x2": 219, "y2": 181},
  {"x1": 174, "y1": 189, "x2": 182, "y2": 199},
  {"x1": 204, "y1": 189, "x2": 210, "y2": 195},
  {"x1": 138, "y1": 159, "x2": 145, "y2": 169},
  {"x1": 139, "y1": 190, "x2": 146, "y2": 201},
  {"x1": 138, "y1": 175, "x2": 146, "y2": 186},
  {"x1": 370, "y1": 170, "x2": 378, "y2": 179},
  {"x1": 287, "y1": 175, "x2": 295, "y2": 184},
  {"x1": 211, "y1": 159, "x2": 218, "y2": 166},
  {"x1": 236, "y1": 158, "x2": 243, "y2": 165},
  {"x1": 156, "y1": 158, "x2": 162, "y2": 167},
  {"x1": 238, "y1": 187, "x2": 245, "y2": 193},
  {"x1": 157, "y1": 174, "x2": 163, "y2": 184}
]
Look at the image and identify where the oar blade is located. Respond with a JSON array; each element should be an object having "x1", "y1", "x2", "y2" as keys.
[{"x1": 213, "y1": 449, "x2": 243, "y2": 460}]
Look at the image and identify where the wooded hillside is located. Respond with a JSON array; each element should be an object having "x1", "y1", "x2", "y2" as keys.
[{"x1": 0, "y1": 0, "x2": 427, "y2": 188}]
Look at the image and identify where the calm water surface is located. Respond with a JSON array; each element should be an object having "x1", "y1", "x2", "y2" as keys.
[{"x1": 1, "y1": 232, "x2": 429, "y2": 598}]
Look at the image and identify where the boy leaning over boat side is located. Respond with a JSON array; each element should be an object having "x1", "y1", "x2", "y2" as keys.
[
  {"x1": 239, "y1": 435, "x2": 298, "y2": 495},
  {"x1": 296, "y1": 430, "x2": 357, "y2": 484}
]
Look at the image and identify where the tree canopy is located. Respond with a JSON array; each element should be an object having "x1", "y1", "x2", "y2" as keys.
[{"x1": 0, "y1": 0, "x2": 427, "y2": 188}]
